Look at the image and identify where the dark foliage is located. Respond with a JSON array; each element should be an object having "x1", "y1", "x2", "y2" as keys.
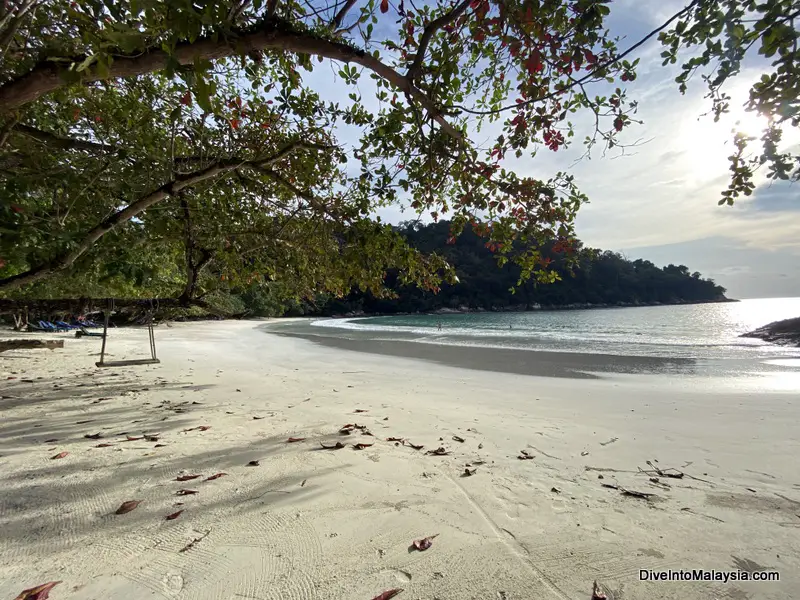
[{"x1": 314, "y1": 221, "x2": 727, "y2": 315}]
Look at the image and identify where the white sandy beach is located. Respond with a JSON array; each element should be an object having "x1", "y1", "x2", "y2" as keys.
[{"x1": 1, "y1": 320, "x2": 798, "y2": 600}]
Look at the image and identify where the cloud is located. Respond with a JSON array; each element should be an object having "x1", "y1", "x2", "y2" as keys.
[{"x1": 737, "y1": 181, "x2": 799, "y2": 213}]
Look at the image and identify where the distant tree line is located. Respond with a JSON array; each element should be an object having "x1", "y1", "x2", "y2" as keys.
[{"x1": 307, "y1": 221, "x2": 728, "y2": 316}]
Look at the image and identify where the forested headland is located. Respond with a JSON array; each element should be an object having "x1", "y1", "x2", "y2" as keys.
[{"x1": 310, "y1": 221, "x2": 729, "y2": 316}]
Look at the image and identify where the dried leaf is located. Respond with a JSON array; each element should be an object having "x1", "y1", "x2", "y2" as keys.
[
  {"x1": 51, "y1": 452, "x2": 68, "y2": 460},
  {"x1": 253, "y1": 416, "x2": 265, "y2": 420},
  {"x1": 320, "y1": 442, "x2": 345, "y2": 450},
  {"x1": 95, "y1": 443, "x2": 113, "y2": 448},
  {"x1": 165, "y1": 510, "x2": 184, "y2": 521},
  {"x1": 518, "y1": 450, "x2": 534, "y2": 460},
  {"x1": 462, "y1": 467, "x2": 477, "y2": 477},
  {"x1": 176, "y1": 474, "x2": 201, "y2": 482},
  {"x1": 452, "y1": 435, "x2": 465, "y2": 443},
  {"x1": 154, "y1": 443, "x2": 167, "y2": 448},
  {"x1": 386, "y1": 437, "x2": 404, "y2": 442},
  {"x1": 372, "y1": 589, "x2": 402, "y2": 600},
  {"x1": 581, "y1": 451, "x2": 589, "y2": 456},
  {"x1": 286, "y1": 437, "x2": 306, "y2": 443},
  {"x1": 592, "y1": 580, "x2": 608, "y2": 600},
  {"x1": 125, "y1": 435, "x2": 143, "y2": 441},
  {"x1": 144, "y1": 434, "x2": 160, "y2": 442},
  {"x1": 354, "y1": 409, "x2": 368, "y2": 413},
  {"x1": 84, "y1": 432, "x2": 103, "y2": 439},
  {"x1": 406, "y1": 442, "x2": 424, "y2": 450},
  {"x1": 353, "y1": 443, "x2": 373, "y2": 450},
  {"x1": 13, "y1": 581, "x2": 61, "y2": 600},
  {"x1": 44, "y1": 438, "x2": 58, "y2": 443},
  {"x1": 551, "y1": 487, "x2": 561, "y2": 494},
  {"x1": 176, "y1": 489, "x2": 198, "y2": 496},
  {"x1": 412, "y1": 534, "x2": 439, "y2": 551},
  {"x1": 204, "y1": 472, "x2": 227, "y2": 481},
  {"x1": 426, "y1": 447, "x2": 449, "y2": 456},
  {"x1": 197, "y1": 425, "x2": 211, "y2": 431},
  {"x1": 361, "y1": 430, "x2": 374, "y2": 436},
  {"x1": 247, "y1": 460, "x2": 260, "y2": 466},
  {"x1": 115, "y1": 500, "x2": 142, "y2": 514}
]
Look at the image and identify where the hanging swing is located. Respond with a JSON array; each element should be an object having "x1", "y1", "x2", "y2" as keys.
[{"x1": 95, "y1": 300, "x2": 161, "y2": 368}]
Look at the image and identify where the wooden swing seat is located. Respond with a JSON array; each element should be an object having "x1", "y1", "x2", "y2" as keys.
[{"x1": 96, "y1": 358, "x2": 160, "y2": 368}]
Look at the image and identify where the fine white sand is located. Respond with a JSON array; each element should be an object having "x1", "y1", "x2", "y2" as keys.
[{"x1": 1, "y1": 320, "x2": 798, "y2": 600}]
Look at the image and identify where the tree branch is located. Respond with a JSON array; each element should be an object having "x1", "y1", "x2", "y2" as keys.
[
  {"x1": 0, "y1": 17, "x2": 462, "y2": 140},
  {"x1": 0, "y1": 140, "x2": 330, "y2": 292},
  {"x1": 331, "y1": 0, "x2": 358, "y2": 29},
  {"x1": 408, "y1": 0, "x2": 471, "y2": 82},
  {"x1": 14, "y1": 123, "x2": 118, "y2": 152}
]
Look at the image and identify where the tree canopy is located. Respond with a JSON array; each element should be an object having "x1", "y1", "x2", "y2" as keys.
[{"x1": 0, "y1": 0, "x2": 796, "y2": 304}]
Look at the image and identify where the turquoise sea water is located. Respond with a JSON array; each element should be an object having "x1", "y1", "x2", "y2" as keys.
[{"x1": 308, "y1": 297, "x2": 800, "y2": 362}]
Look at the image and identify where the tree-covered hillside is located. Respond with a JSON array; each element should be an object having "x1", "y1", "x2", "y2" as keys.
[{"x1": 316, "y1": 221, "x2": 728, "y2": 316}]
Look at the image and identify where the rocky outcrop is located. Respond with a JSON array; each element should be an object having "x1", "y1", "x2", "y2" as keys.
[{"x1": 741, "y1": 316, "x2": 800, "y2": 347}]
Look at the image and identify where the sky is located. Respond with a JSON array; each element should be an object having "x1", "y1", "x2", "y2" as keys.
[{"x1": 307, "y1": 0, "x2": 799, "y2": 299}]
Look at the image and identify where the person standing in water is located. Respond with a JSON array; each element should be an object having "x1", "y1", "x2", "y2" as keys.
[{"x1": 437, "y1": 321, "x2": 442, "y2": 331}]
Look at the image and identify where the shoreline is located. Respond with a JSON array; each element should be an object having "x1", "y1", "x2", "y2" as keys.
[
  {"x1": 1, "y1": 320, "x2": 797, "y2": 600},
  {"x1": 320, "y1": 296, "x2": 739, "y2": 319},
  {"x1": 273, "y1": 328, "x2": 698, "y2": 379}
]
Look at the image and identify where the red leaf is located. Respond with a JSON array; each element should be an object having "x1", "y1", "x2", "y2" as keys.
[
  {"x1": 51, "y1": 452, "x2": 68, "y2": 460},
  {"x1": 115, "y1": 500, "x2": 142, "y2": 514},
  {"x1": 412, "y1": 533, "x2": 439, "y2": 551},
  {"x1": 13, "y1": 581, "x2": 61, "y2": 600},
  {"x1": 176, "y1": 489, "x2": 199, "y2": 496},
  {"x1": 379, "y1": 0, "x2": 389, "y2": 12},
  {"x1": 372, "y1": 589, "x2": 403, "y2": 600},
  {"x1": 176, "y1": 474, "x2": 201, "y2": 481},
  {"x1": 286, "y1": 437, "x2": 306, "y2": 443},
  {"x1": 614, "y1": 117, "x2": 624, "y2": 132},
  {"x1": 180, "y1": 90, "x2": 192, "y2": 106},
  {"x1": 204, "y1": 472, "x2": 227, "y2": 481},
  {"x1": 165, "y1": 510, "x2": 184, "y2": 521},
  {"x1": 230, "y1": 118, "x2": 240, "y2": 130},
  {"x1": 353, "y1": 443, "x2": 373, "y2": 450}
]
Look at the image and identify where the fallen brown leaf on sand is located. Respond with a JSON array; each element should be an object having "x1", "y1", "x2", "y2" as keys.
[
  {"x1": 462, "y1": 467, "x2": 477, "y2": 477},
  {"x1": 286, "y1": 437, "x2": 306, "y2": 443},
  {"x1": 176, "y1": 474, "x2": 201, "y2": 482},
  {"x1": 405, "y1": 442, "x2": 424, "y2": 450},
  {"x1": 591, "y1": 580, "x2": 608, "y2": 600},
  {"x1": 354, "y1": 409, "x2": 368, "y2": 413},
  {"x1": 386, "y1": 437, "x2": 404, "y2": 442},
  {"x1": 426, "y1": 447, "x2": 449, "y2": 456},
  {"x1": 320, "y1": 442, "x2": 345, "y2": 450},
  {"x1": 204, "y1": 472, "x2": 227, "y2": 481},
  {"x1": 551, "y1": 487, "x2": 561, "y2": 494},
  {"x1": 371, "y1": 589, "x2": 403, "y2": 600},
  {"x1": 13, "y1": 581, "x2": 61, "y2": 600},
  {"x1": 144, "y1": 434, "x2": 160, "y2": 442},
  {"x1": 165, "y1": 510, "x2": 184, "y2": 521},
  {"x1": 252, "y1": 416, "x2": 265, "y2": 420},
  {"x1": 197, "y1": 425, "x2": 211, "y2": 431},
  {"x1": 176, "y1": 489, "x2": 198, "y2": 496},
  {"x1": 452, "y1": 435, "x2": 465, "y2": 443},
  {"x1": 154, "y1": 443, "x2": 167, "y2": 448},
  {"x1": 247, "y1": 460, "x2": 260, "y2": 466},
  {"x1": 51, "y1": 452, "x2": 68, "y2": 460},
  {"x1": 518, "y1": 450, "x2": 534, "y2": 460},
  {"x1": 84, "y1": 433, "x2": 103, "y2": 440},
  {"x1": 95, "y1": 443, "x2": 114, "y2": 448},
  {"x1": 115, "y1": 500, "x2": 142, "y2": 515},
  {"x1": 412, "y1": 534, "x2": 439, "y2": 551},
  {"x1": 124, "y1": 435, "x2": 143, "y2": 441},
  {"x1": 353, "y1": 443, "x2": 373, "y2": 450},
  {"x1": 44, "y1": 438, "x2": 58, "y2": 443},
  {"x1": 361, "y1": 430, "x2": 374, "y2": 436},
  {"x1": 581, "y1": 451, "x2": 589, "y2": 456}
]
